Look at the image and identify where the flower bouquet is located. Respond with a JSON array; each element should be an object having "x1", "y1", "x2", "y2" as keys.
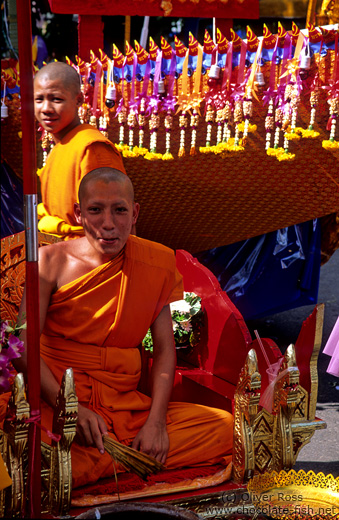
[
  {"x1": 143, "y1": 292, "x2": 204, "y2": 352},
  {"x1": 0, "y1": 320, "x2": 26, "y2": 393}
]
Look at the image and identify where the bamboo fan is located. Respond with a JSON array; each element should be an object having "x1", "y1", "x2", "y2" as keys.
[{"x1": 103, "y1": 435, "x2": 165, "y2": 480}]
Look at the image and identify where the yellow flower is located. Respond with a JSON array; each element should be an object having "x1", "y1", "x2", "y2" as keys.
[
  {"x1": 322, "y1": 140, "x2": 339, "y2": 150},
  {"x1": 284, "y1": 132, "x2": 301, "y2": 141},
  {"x1": 267, "y1": 147, "x2": 284, "y2": 156},
  {"x1": 199, "y1": 146, "x2": 213, "y2": 154},
  {"x1": 115, "y1": 143, "x2": 129, "y2": 152},
  {"x1": 227, "y1": 144, "x2": 245, "y2": 152},
  {"x1": 144, "y1": 152, "x2": 163, "y2": 160},
  {"x1": 122, "y1": 150, "x2": 137, "y2": 158},
  {"x1": 277, "y1": 152, "x2": 296, "y2": 161},
  {"x1": 162, "y1": 152, "x2": 174, "y2": 161},
  {"x1": 300, "y1": 129, "x2": 320, "y2": 138},
  {"x1": 132, "y1": 146, "x2": 148, "y2": 156},
  {"x1": 237, "y1": 121, "x2": 257, "y2": 133}
]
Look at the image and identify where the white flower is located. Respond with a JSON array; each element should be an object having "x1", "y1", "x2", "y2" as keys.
[{"x1": 170, "y1": 299, "x2": 191, "y2": 314}]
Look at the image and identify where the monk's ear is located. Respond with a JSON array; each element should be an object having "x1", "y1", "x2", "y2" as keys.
[
  {"x1": 76, "y1": 91, "x2": 84, "y2": 107},
  {"x1": 74, "y1": 202, "x2": 82, "y2": 224},
  {"x1": 132, "y1": 202, "x2": 140, "y2": 225}
]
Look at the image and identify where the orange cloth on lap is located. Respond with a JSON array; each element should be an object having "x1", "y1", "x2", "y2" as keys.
[
  {"x1": 37, "y1": 124, "x2": 125, "y2": 239},
  {"x1": 0, "y1": 453, "x2": 11, "y2": 491}
]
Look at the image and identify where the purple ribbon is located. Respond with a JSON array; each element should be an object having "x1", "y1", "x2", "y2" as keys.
[
  {"x1": 230, "y1": 69, "x2": 251, "y2": 101},
  {"x1": 115, "y1": 97, "x2": 125, "y2": 116},
  {"x1": 280, "y1": 33, "x2": 291, "y2": 86},
  {"x1": 152, "y1": 50, "x2": 162, "y2": 96},
  {"x1": 142, "y1": 60, "x2": 151, "y2": 97}
]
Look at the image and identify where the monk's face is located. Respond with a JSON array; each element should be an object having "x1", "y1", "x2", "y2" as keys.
[
  {"x1": 74, "y1": 179, "x2": 139, "y2": 259},
  {"x1": 34, "y1": 75, "x2": 82, "y2": 143}
]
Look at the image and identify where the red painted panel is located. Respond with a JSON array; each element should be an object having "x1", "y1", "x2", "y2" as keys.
[
  {"x1": 48, "y1": 0, "x2": 259, "y2": 18},
  {"x1": 176, "y1": 250, "x2": 252, "y2": 386}
]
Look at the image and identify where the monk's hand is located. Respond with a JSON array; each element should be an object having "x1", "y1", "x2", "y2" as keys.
[
  {"x1": 131, "y1": 419, "x2": 169, "y2": 464},
  {"x1": 75, "y1": 403, "x2": 108, "y2": 455}
]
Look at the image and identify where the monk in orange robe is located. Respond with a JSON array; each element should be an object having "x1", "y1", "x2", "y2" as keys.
[
  {"x1": 5, "y1": 168, "x2": 233, "y2": 488},
  {"x1": 34, "y1": 62, "x2": 125, "y2": 240}
]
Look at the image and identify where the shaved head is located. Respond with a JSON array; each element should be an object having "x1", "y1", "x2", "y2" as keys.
[
  {"x1": 34, "y1": 62, "x2": 81, "y2": 96},
  {"x1": 78, "y1": 168, "x2": 133, "y2": 206}
]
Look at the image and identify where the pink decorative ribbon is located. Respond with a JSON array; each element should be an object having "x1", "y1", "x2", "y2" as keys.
[
  {"x1": 142, "y1": 60, "x2": 151, "y2": 98},
  {"x1": 259, "y1": 366, "x2": 298, "y2": 413},
  {"x1": 5, "y1": 412, "x2": 62, "y2": 442},
  {"x1": 222, "y1": 41, "x2": 233, "y2": 93},
  {"x1": 25, "y1": 412, "x2": 62, "y2": 442},
  {"x1": 153, "y1": 50, "x2": 163, "y2": 96},
  {"x1": 237, "y1": 40, "x2": 247, "y2": 85},
  {"x1": 92, "y1": 60, "x2": 102, "y2": 114},
  {"x1": 263, "y1": 37, "x2": 279, "y2": 105}
]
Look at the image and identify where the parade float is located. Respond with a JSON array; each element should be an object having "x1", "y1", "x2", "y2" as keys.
[{"x1": 1, "y1": 0, "x2": 339, "y2": 517}]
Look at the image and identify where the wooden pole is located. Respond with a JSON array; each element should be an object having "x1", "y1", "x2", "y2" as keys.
[
  {"x1": 125, "y1": 15, "x2": 131, "y2": 45},
  {"x1": 306, "y1": 0, "x2": 318, "y2": 25},
  {"x1": 16, "y1": 0, "x2": 41, "y2": 517}
]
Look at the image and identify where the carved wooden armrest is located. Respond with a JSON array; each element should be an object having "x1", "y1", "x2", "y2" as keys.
[
  {"x1": 233, "y1": 341, "x2": 326, "y2": 484},
  {"x1": 232, "y1": 349, "x2": 261, "y2": 483},
  {"x1": 49, "y1": 367, "x2": 78, "y2": 516},
  {"x1": 1, "y1": 373, "x2": 30, "y2": 516},
  {"x1": 272, "y1": 344, "x2": 300, "y2": 419},
  {"x1": 0, "y1": 368, "x2": 78, "y2": 518}
]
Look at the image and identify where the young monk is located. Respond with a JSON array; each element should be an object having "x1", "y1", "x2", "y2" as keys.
[
  {"x1": 34, "y1": 62, "x2": 125, "y2": 240},
  {"x1": 5, "y1": 167, "x2": 233, "y2": 488}
]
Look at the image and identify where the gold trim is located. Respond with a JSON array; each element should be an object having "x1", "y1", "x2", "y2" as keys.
[{"x1": 248, "y1": 469, "x2": 339, "y2": 519}]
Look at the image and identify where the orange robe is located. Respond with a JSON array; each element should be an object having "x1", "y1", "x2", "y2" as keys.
[
  {"x1": 1, "y1": 236, "x2": 233, "y2": 488},
  {"x1": 37, "y1": 124, "x2": 125, "y2": 240}
]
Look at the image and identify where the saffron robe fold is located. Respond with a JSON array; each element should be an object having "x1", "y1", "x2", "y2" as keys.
[
  {"x1": 37, "y1": 124, "x2": 125, "y2": 239},
  {"x1": 0, "y1": 236, "x2": 233, "y2": 488}
]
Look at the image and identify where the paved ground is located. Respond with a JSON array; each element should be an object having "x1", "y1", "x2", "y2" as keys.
[{"x1": 246, "y1": 249, "x2": 339, "y2": 477}]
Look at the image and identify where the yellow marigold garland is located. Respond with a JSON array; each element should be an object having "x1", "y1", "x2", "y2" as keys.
[
  {"x1": 164, "y1": 111, "x2": 174, "y2": 160},
  {"x1": 322, "y1": 140, "x2": 339, "y2": 150},
  {"x1": 162, "y1": 151, "x2": 174, "y2": 160},
  {"x1": 178, "y1": 112, "x2": 188, "y2": 157},
  {"x1": 277, "y1": 151, "x2": 296, "y2": 161},
  {"x1": 132, "y1": 146, "x2": 148, "y2": 156},
  {"x1": 116, "y1": 143, "x2": 129, "y2": 153},
  {"x1": 144, "y1": 151, "x2": 163, "y2": 160},
  {"x1": 237, "y1": 121, "x2": 257, "y2": 133},
  {"x1": 267, "y1": 147, "x2": 284, "y2": 156},
  {"x1": 190, "y1": 110, "x2": 199, "y2": 156},
  {"x1": 301, "y1": 129, "x2": 320, "y2": 138}
]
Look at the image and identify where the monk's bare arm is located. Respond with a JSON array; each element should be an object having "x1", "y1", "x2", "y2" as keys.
[
  {"x1": 132, "y1": 304, "x2": 176, "y2": 463},
  {"x1": 12, "y1": 245, "x2": 61, "y2": 407},
  {"x1": 12, "y1": 244, "x2": 108, "y2": 454}
]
